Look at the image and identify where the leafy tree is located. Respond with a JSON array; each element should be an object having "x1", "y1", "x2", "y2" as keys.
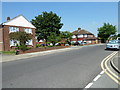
[
  {"x1": 98, "y1": 23, "x2": 117, "y2": 43},
  {"x1": 60, "y1": 31, "x2": 73, "y2": 45},
  {"x1": 108, "y1": 33, "x2": 120, "y2": 40},
  {"x1": 118, "y1": 34, "x2": 120, "y2": 37},
  {"x1": 31, "y1": 11, "x2": 63, "y2": 44},
  {"x1": 48, "y1": 32, "x2": 61, "y2": 46},
  {"x1": 9, "y1": 31, "x2": 32, "y2": 51}
]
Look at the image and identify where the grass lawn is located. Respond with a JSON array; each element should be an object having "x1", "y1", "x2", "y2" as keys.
[{"x1": 0, "y1": 51, "x2": 16, "y2": 55}]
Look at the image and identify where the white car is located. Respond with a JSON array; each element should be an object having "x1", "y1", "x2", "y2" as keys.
[{"x1": 105, "y1": 40, "x2": 120, "y2": 50}]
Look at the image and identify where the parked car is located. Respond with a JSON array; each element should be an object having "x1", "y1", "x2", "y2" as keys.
[
  {"x1": 40, "y1": 44, "x2": 48, "y2": 46},
  {"x1": 73, "y1": 42, "x2": 80, "y2": 46},
  {"x1": 105, "y1": 40, "x2": 120, "y2": 50},
  {"x1": 117, "y1": 37, "x2": 120, "y2": 40},
  {"x1": 65, "y1": 44, "x2": 69, "y2": 46},
  {"x1": 81, "y1": 42, "x2": 87, "y2": 45}
]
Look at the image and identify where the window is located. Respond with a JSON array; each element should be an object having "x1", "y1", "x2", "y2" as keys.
[
  {"x1": 72, "y1": 35, "x2": 76, "y2": 38},
  {"x1": 26, "y1": 40, "x2": 33, "y2": 45},
  {"x1": 84, "y1": 34, "x2": 87, "y2": 37},
  {"x1": 88, "y1": 35, "x2": 94, "y2": 37},
  {"x1": 78, "y1": 34, "x2": 83, "y2": 38},
  {"x1": 10, "y1": 40, "x2": 19, "y2": 47},
  {"x1": 24, "y1": 28, "x2": 32, "y2": 34},
  {"x1": 9, "y1": 27, "x2": 19, "y2": 33}
]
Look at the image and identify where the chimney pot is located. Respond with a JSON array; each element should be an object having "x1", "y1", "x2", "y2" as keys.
[
  {"x1": 7, "y1": 17, "x2": 10, "y2": 21},
  {"x1": 78, "y1": 28, "x2": 81, "y2": 30}
]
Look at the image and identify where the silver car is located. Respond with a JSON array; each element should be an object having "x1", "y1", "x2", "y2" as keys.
[{"x1": 105, "y1": 40, "x2": 120, "y2": 50}]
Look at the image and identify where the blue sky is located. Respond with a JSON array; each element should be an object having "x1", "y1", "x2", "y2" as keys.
[{"x1": 2, "y1": 2, "x2": 118, "y2": 36}]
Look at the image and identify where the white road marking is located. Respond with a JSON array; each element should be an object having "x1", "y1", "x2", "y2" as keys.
[
  {"x1": 85, "y1": 82, "x2": 93, "y2": 88},
  {"x1": 93, "y1": 74, "x2": 101, "y2": 82},
  {"x1": 84, "y1": 52, "x2": 117, "y2": 89},
  {"x1": 100, "y1": 70, "x2": 104, "y2": 75}
]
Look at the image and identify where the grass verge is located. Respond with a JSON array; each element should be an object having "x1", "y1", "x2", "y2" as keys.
[{"x1": 0, "y1": 51, "x2": 16, "y2": 55}]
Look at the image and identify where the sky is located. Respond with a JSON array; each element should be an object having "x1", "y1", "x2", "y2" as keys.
[{"x1": 1, "y1": 2, "x2": 118, "y2": 36}]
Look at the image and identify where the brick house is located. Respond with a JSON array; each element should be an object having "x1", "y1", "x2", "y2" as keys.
[
  {"x1": 71, "y1": 28, "x2": 98, "y2": 44},
  {"x1": 0, "y1": 15, "x2": 36, "y2": 51}
]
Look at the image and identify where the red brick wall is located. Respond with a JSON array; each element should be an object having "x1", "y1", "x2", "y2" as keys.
[
  {"x1": 2, "y1": 25, "x2": 36, "y2": 51},
  {"x1": 0, "y1": 27, "x2": 3, "y2": 51},
  {"x1": 3, "y1": 25, "x2": 10, "y2": 51},
  {"x1": 32, "y1": 28, "x2": 36, "y2": 48}
]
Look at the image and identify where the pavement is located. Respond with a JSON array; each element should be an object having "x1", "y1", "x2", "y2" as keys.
[
  {"x1": 2, "y1": 44, "x2": 115, "y2": 88},
  {"x1": 2, "y1": 44, "x2": 101, "y2": 62}
]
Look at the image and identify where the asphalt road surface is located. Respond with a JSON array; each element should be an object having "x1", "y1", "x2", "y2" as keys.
[{"x1": 2, "y1": 45, "x2": 114, "y2": 88}]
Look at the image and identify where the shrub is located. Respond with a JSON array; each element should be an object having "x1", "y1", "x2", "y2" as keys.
[
  {"x1": 71, "y1": 42, "x2": 75, "y2": 45},
  {"x1": 17, "y1": 45, "x2": 29, "y2": 52},
  {"x1": 47, "y1": 45, "x2": 53, "y2": 47},
  {"x1": 36, "y1": 44, "x2": 41, "y2": 48}
]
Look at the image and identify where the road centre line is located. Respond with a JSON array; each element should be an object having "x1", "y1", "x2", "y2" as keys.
[
  {"x1": 100, "y1": 70, "x2": 104, "y2": 75},
  {"x1": 84, "y1": 82, "x2": 93, "y2": 88},
  {"x1": 93, "y1": 74, "x2": 101, "y2": 82}
]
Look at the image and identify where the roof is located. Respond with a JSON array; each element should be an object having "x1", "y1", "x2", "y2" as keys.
[
  {"x1": 83, "y1": 37, "x2": 97, "y2": 40},
  {"x1": 2, "y1": 15, "x2": 36, "y2": 28},
  {"x1": 72, "y1": 28, "x2": 93, "y2": 35}
]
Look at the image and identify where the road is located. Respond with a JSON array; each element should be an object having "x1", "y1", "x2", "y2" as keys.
[{"x1": 2, "y1": 45, "x2": 114, "y2": 88}]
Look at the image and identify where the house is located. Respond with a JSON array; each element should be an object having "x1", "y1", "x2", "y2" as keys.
[
  {"x1": 0, "y1": 15, "x2": 36, "y2": 51},
  {"x1": 71, "y1": 28, "x2": 98, "y2": 44}
]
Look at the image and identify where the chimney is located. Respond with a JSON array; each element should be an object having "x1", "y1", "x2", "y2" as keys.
[
  {"x1": 78, "y1": 28, "x2": 81, "y2": 30},
  {"x1": 7, "y1": 17, "x2": 10, "y2": 21}
]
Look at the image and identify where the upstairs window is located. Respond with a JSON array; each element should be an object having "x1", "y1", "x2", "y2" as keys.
[
  {"x1": 72, "y1": 35, "x2": 76, "y2": 38},
  {"x1": 78, "y1": 34, "x2": 83, "y2": 38},
  {"x1": 84, "y1": 34, "x2": 87, "y2": 37},
  {"x1": 9, "y1": 27, "x2": 19, "y2": 33},
  {"x1": 24, "y1": 28, "x2": 32, "y2": 34}
]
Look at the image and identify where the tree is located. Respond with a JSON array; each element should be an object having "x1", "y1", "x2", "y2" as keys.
[
  {"x1": 60, "y1": 31, "x2": 73, "y2": 45},
  {"x1": 31, "y1": 11, "x2": 63, "y2": 44},
  {"x1": 98, "y1": 23, "x2": 117, "y2": 43},
  {"x1": 48, "y1": 32, "x2": 61, "y2": 46},
  {"x1": 107, "y1": 33, "x2": 120, "y2": 40},
  {"x1": 9, "y1": 31, "x2": 32, "y2": 51}
]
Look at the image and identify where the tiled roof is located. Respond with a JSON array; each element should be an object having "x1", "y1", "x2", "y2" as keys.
[
  {"x1": 2, "y1": 14, "x2": 22, "y2": 24},
  {"x1": 83, "y1": 37, "x2": 97, "y2": 40},
  {"x1": 2, "y1": 14, "x2": 36, "y2": 28},
  {"x1": 72, "y1": 28, "x2": 93, "y2": 35}
]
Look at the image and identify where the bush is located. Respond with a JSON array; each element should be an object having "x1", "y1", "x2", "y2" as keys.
[
  {"x1": 47, "y1": 45, "x2": 53, "y2": 47},
  {"x1": 47, "y1": 42, "x2": 51, "y2": 45},
  {"x1": 71, "y1": 42, "x2": 75, "y2": 45},
  {"x1": 17, "y1": 45, "x2": 29, "y2": 52},
  {"x1": 36, "y1": 44, "x2": 41, "y2": 48}
]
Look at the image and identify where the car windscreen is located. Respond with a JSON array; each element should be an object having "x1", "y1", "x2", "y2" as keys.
[{"x1": 109, "y1": 40, "x2": 120, "y2": 44}]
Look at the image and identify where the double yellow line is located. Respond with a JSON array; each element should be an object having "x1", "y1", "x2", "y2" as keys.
[{"x1": 101, "y1": 51, "x2": 120, "y2": 85}]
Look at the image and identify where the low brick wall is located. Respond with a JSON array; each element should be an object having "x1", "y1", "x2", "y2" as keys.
[
  {"x1": 0, "y1": 43, "x2": 3, "y2": 51},
  {"x1": 21, "y1": 46, "x2": 70, "y2": 54}
]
